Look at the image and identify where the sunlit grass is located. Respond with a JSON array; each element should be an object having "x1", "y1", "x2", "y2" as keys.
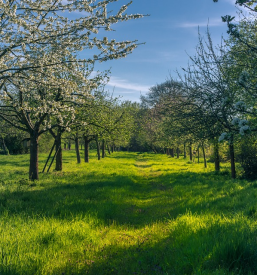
[{"x1": 0, "y1": 150, "x2": 257, "y2": 274}]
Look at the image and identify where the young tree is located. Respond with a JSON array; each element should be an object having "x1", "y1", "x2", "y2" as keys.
[{"x1": 177, "y1": 32, "x2": 247, "y2": 178}]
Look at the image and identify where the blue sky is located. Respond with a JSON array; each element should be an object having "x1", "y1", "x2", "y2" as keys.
[{"x1": 91, "y1": 0, "x2": 239, "y2": 102}]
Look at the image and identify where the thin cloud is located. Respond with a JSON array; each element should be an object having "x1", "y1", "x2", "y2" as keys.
[
  {"x1": 107, "y1": 76, "x2": 151, "y2": 92},
  {"x1": 179, "y1": 18, "x2": 224, "y2": 28}
]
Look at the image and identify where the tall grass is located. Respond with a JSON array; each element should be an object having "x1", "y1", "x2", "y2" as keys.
[{"x1": 0, "y1": 151, "x2": 257, "y2": 274}]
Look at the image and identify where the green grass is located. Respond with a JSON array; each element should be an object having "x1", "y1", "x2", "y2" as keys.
[{"x1": 0, "y1": 150, "x2": 257, "y2": 274}]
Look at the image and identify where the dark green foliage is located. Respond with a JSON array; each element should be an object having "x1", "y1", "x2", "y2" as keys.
[
  {"x1": 4, "y1": 135, "x2": 25, "y2": 154},
  {"x1": 238, "y1": 136, "x2": 257, "y2": 180},
  {"x1": 124, "y1": 136, "x2": 151, "y2": 152},
  {"x1": 0, "y1": 147, "x2": 9, "y2": 155},
  {"x1": 247, "y1": 205, "x2": 256, "y2": 217}
]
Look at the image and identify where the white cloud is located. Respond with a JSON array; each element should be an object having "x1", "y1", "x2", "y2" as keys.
[
  {"x1": 107, "y1": 76, "x2": 151, "y2": 92},
  {"x1": 179, "y1": 18, "x2": 224, "y2": 28}
]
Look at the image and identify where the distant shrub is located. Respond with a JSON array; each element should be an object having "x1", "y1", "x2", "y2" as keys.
[
  {"x1": 0, "y1": 148, "x2": 9, "y2": 155},
  {"x1": 238, "y1": 136, "x2": 257, "y2": 180},
  {"x1": 5, "y1": 135, "x2": 25, "y2": 154}
]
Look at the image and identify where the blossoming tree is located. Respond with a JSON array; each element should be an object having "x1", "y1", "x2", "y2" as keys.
[{"x1": 0, "y1": 0, "x2": 145, "y2": 180}]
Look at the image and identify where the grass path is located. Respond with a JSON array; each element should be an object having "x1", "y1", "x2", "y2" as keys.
[{"x1": 0, "y1": 151, "x2": 257, "y2": 274}]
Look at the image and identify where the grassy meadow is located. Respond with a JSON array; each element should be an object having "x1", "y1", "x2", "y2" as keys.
[{"x1": 0, "y1": 150, "x2": 257, "y2": 274}]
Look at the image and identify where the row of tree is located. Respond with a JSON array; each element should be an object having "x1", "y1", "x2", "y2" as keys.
[
  {"x1": 2, "y1": 0, "x2": 257, "y2": 181},
  {"x1": 130, "y1": 0, "x2": 257, "y2": 179},
  {"x1": 0, "y1": 0, "x2": 145, "y2": 180}
]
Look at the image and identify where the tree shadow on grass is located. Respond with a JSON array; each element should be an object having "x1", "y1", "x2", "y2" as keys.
[
  {"x1": 2, "y1": 214, "x2": 256, "y2": 275},
  {"x1": 0, "y1": 172, "x2": 179, "y2": 226},
  {"x1": 134, "y1": 163, "x2": 152, "y2": 168},
  {"x1": 108, "y1": 152, "x2": 140, "y2": 160},
  {"x1": 46, "y1": 214, "x2": 257, "y2": 275},
  {"x1": 1, "y1": 166, "x2": 257, "y2": 275},
  {"x1": 0, "y1": 167, "x2": 253, "y2": 228},
  {"x1": 58, "y1": 234, "x2": 177, "y2": 275}
]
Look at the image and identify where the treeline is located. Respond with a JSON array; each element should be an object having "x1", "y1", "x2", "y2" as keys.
[{"x1": 136, "y1": 1, "x2": 257, "y2": 180}]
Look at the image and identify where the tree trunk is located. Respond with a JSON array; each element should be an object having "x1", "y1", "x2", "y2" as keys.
[
  {"x1": 111, "y1": 145, "x2": 114, "y2": 153},
  {"x1": 184, "y1": 143, "x2": 186, "y2": 158},
  {"x1": 171, "y1": 148, "x2": 174, "y2": 157},
  {"x1": 107, "y1": 143, "x2": 111, "y2": 155},
  {"x1": 64, "y1": 143, "x2": 66, "y2": 150},
  {"x1": 214, "y1": 140, "x2": 220, "y2": 172},
  {"x1": 75, "y1": 136, "x2": 81, "y2": 164},
  {"x1": 229, "y1": 143, "x2": 236, "y2": 179},
  {"x1": 84, "y1": 136, "x2": 90, "y2": 163},
  {"x1": 202, "y1": 143, "x2": 207, "y2": 168},
  {"x1": 2, "y1": 137, "x2": 9, "y2": 155},
  {"x1": 152, "y1": 146, "x2": 157, "y2": 154},
  {"x1": 198, "y1": 146, "x2": 200, "y2": 163},
  {"x1": 96, "y1": 137, "x2": 101, "y2": 160},
  {"x1": 189, "y1": 144, "x2": 192, "y2": 161},
  {"x1": 81, "y1": 144, "x2": 83, "y2": 150},
  {"x1": 55, "y1": 129, "x2": 62, "y2": 171},
  {"x1": 29, "y1": 131, "x2": 39, "y2": 180},
  {"x1": 102, "y1": 139, "x2": 105, "y2": 158},
  {"x1": 177, "y1": 147, "x2": 179, "y2": 158}
]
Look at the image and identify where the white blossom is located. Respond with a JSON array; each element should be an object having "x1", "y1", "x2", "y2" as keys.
[
  {"x1": 239, "y1": 119, "x2": 248, "y2": 127},
  {"x1": 238, "y1": 70, "x2": 250, "y2": 86},
  {"x1": 218, "y1": 132, "x2": 228, "y2": 142},
  {"x1": 234, "y1": 101, "x2": 247, "y2": 111},
  {"x1": 0, "y1": 0, "x2": 144, "y2": 135},
  {"x1": 239, "y1": 125, "x2": 250, "y2": 135},
  {"x1": 231, "y1": 117, "x2": 240, "y2": 125}
]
